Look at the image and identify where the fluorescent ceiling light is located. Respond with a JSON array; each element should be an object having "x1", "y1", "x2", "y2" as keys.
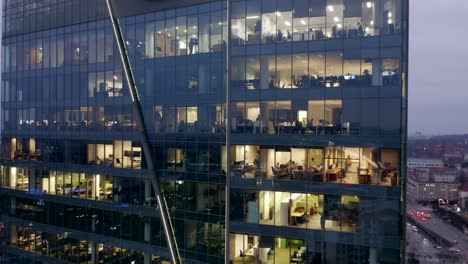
[
  {"x1": 285, "y1": 21, "x2": 291, "y2": 26},
  {"x1": 337, "y1": 23, "x2": 342, "y2": 29},
  {"x1": 388, "y1": 19, "x2": 392, "y2": 24},
  {"x1": 246, "y1": 16, "x2": 259, "y2": 19},
  {"x1": 333, "y1": 16, "x2": 339, "y2": 22},
  {"x1": 276, "y1": 11, "x2": 281, "y2": 16},
  {"x1": 327, "y1": 5, "x2": 334, "y2": 12},
  {"x1": 366, "y1": 2, "x2": 372, "y2": 8},
  {"x1": 370, "y1": 20, "x2": 374, "y2": 25},
  {"x1": 300, "y1": 19, "x2": 306, "y2": 25}
]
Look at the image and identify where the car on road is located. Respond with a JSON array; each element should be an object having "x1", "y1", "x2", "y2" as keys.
[
  {"x1": 434, "y1": 245, "x2": 442, "y2": 249},
  {"x1": 448, "y1": 248, "x2": 461, "y2": 253},
  {"x1": 412, "y1": 227, "x2": 418, "y2": 232}
]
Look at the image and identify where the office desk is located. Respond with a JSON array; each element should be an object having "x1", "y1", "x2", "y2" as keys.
[
  {"x1": 291, "y1": 211, "x2": 306, "y2": 225},
  {"x1": 326, "y1": 168, "x2": 342, "y2": 182}
]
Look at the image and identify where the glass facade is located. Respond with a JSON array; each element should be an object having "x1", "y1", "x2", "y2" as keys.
[{"x1": 1, "y1": 0, "x2": 408, "y2": 263}]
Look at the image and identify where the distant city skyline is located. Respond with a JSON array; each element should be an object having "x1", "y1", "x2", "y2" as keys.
[{"x1": 409, "y1": 0, "x2": 468, "y2": 135}]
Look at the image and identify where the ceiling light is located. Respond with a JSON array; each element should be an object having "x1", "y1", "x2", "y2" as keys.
[
  {"x1": 366, "y1": 2, "x2": 372, "y2": 8},
  {"x1": 365, "y1": 27, "x2": 369, "y2": 32},
  {"x1": 246, "y1": 16, "x2": 259, "y2": 19},
  {"x1": 176, "y1": 26, "x2": 179, "y2": 30},
  {"x1": 388, "y1": 12, "x2": 392, "y2": 18},
  {"x1": 300, "y1": 20, "x2": 306, "y2": 25},
  {"x1": 285, "y1": 21, "x2": 291, "y2": 26},
  {"x1": 192, "y1": 26, "x2": 197, "y2": 29},
  {"x1": 333, "y1": 16, "x2": 339, "y2": 22},
  {"x1": 337, "y1": 23, "x2": 342, "y2": 29},
  {"x1": 370, "y1": 20, "x2": 374, "y2": 25},
  {"x1": 113, "y1": 75, "x2": 117, "y2": 80},
  {"x1": 327, "y1": 5, "x2": 334, "y2": 12},
  {"x1": 276, "y1": 11, "x2": 281, "y2": 16},
  {"x1": 388, "y1": 19, "x2": 392, "y2": 24}
]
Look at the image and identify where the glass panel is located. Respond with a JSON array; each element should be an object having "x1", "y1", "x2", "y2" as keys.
[
  {"x1": 261, "y1": 12, "x2": 276, "y2": 44},
  {"x1": 187, "y1": 16, "x2": 199, "y2": 54},
  {"x1": 176, "y1": 16, "x2": 187, "y2": 56},
  {"x1": 326, "y1": 0, "x2": 344, "y2": 38}
]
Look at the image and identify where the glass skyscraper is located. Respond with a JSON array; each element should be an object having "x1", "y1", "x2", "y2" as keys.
[{"x1": 0, "y1": 0, "x2": 408, "y2": 263}]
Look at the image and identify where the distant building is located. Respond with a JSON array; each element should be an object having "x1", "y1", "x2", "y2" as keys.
[
  {"x1": 443, "y1": 153, "x2": 464, "y2": 168},
  {"x1": 458, "y1": 183, "x2": 468, "y2": 216},
  {"x1": 407, "y1": 168, "x2": 460, "y2": 202},
  {"x1": 407, "y1": 158, "x2": 444, "y2": 169}
]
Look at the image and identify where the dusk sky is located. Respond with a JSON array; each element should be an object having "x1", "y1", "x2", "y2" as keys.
[{"x1": 409, "y1": 0, "x2": 468, "y2": 135}]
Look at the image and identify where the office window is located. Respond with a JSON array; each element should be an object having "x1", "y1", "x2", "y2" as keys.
[
  {"x1": 231, "y1": 57, "x2": 245, "y2": 89},
  {"x1": 292, "y1": 54, "x2": 308, "y2": 88},
  {"x1": 343, "y1": 0, "x2": 363, "y2": 38},
  {"x1": 231, "y1": 1, "x2": 246, "y2": 46},
  {"x1": 309, "y1": 52, "x2": 325, "y2": 87},
  {"x1": 261, "y1": 12, "x2": 276, "y2": 44},
  {"x1": 361, "y1": 0, "x2": 377, "y2": 36},
  {"x1": 276, "y1": 55, "x2": 292, "y2": 88},
  {"x1": 176, "y1": 16, "x2": 187, "y2": 56},
  {"x1": 246, "y1": 56, "x2": 260, "y2": 89},
  {"x1": 326, "y1": 0, "x2": 344, "y2": 38},
  {"x1": 187, "y1": 16, "x2": 198, "y2": 54},
  {"x1": 88, "y1": 30, "x2": 97, "y2": 63},
  {"x1": 382, "y1": 58, "x2": 400, "y2": 85},
  {"x1": 275, "y1": 11, "x2": 293, "y2": 42},
  {"x1": 199, "y1": 13, "x2": 210, "y2": 53},
  {"x1": 379, "y1": 98, "x2": 400, "y2": 135},
  {"x1": 135, "y1": 23, "x2": 145, "y2": 60},
  {"x1": 105, "y1": 29, "x2": 113, "y2": 62},
  {"x1": 153, "y1": 20, "x2": 165, "y2": 57},
  {"x1": 307, "y1": 100, "x2": 342, "y2": 134},
  {"x1": 231, "y1": 102, "x2": 245, "y2": 133},
  {"x1": 274, "y1": 101, "x2": 293, "y2": 133},
  {"x1": 79, "y1": 31, "x2": 88, "y2": 64},
  {"x1": 381, "y1": 0, "x2": 401, "y2": 35},
  {"x1": 325, "y1": 51, "x2": 343, "y2": 87},
  {"x1": 165, "y1": 18, "x2": 176, "y2": 56},
  {"x1": 245, "y1": 0, "x2": 261, "y2": 44},
  {"x1": 211, "y1": 11, "x2": 224, "y2": 51},
  {"x1": 96, "y1": 29, "x2": 105, "y2": 63},
  {"x1": 145, "y1": 22, "x2": 155, "y2": 58}
]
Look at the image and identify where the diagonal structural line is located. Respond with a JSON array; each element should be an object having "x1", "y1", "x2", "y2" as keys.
[{"x1": 105, "y1": 1, "x2": 182, "y2": 263}]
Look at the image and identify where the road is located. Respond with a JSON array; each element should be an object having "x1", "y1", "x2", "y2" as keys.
[
  {"x1": 406, "y1": 224, "x2": 443, "y2": 263},
  {"x1": 406, "y1": 204, "x2": 468, "y2": 263}
]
